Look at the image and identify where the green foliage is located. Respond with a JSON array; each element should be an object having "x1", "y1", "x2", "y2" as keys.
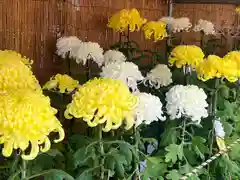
[
  {"x1": 5, "y1": 26, "x2": 240, "y2": 180},
  {"x1": 165, "y1": 144, "x2": 184, "y2": 164},
  {"x1": 166, "y1": 170, "x2": 181, "y2": 180},
  {"x1": 160, "y1": 121, "x2": 179, "y2": 147},
  {"x1": 141, "y1": 156, "x2": 167, "y2": 178},
  {"x1": 191, "y1": 136, "x2": 208, "y2": 160}
]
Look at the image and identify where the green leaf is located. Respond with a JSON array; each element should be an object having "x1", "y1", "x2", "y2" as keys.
[
  {"x1": 25, "y1": 169, "x2": 74, "y2": 180},
  {"x1": 76, "y1": 171, "x2": 93, "y2": 180},
  {"x1": 217, "y1": 100, "x2": 238, "y2": 121},
  {"x1": 73, "y1": 146, "x2": 96, "y2": 168},
  {"x1": 166, "y1": 170, "x2": 181, "y2": 180},
  {"x1": 143, "y1": 156, "x2": 167, "y2": 177},
  {"x1": 192, "y1": 136, "x2": 208, "y2": 160},
  {"x1": 115, "y1": 158, "x2": 125, "y2": 178},
  {"x1": 104, "y1": 151, "x2": 128, "y2": 178},
  {"x1": 220, "y1": 85, "x2": 229, "y2": 99},
  {"x1": 165, "y1": 144, "x2": 183, "y2": 164},
  {"x1": 119, "y1": 143, "x2": 132, "y2": 164},
  {"x1": 7, "y1": 170, "x2": 20, "y2": 180},
  {"x1": 69, "y1": 134, "x2": 91, "y2": 150},
  {"x1": 31, "y1": 153, "x2": 55, "y2": 173},
  {"x1": 187, "y1": 175, "x2": 200, "y2": 180},
  {"x1": 184, "y1": 148, "x2": 198, "y2": 165},
  {"x1": 222, "y1": 121, "x2": 233, "y2": 137},
  {"x1": 45, "y1": 149, "x2": 64, "y2": 157},
  {"x1": 160, "y1": 122, "x2": 178, "y2": 147},
  {"x1": 229, "y1": 143, "x2": 240, "y2": 160},
  {"x1": 217, "y1": 156, "x2": 240, "y2": 176},
  {"x1": 180, "y1": 163, "x2": 193, "y2": 174},
  {"x1": 105, "y1": 155, "x2": 116, "y2": 171}
]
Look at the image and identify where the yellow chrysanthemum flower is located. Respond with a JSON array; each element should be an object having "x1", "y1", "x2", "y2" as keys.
[
  {"x1": 169, "y1": 45, "x2": 205, "y2": 68},
  {"x1": 108, "y1": 8, "x2": 147, "y2": 32},
  {"x1": 236, "y1": 7, "x2": 240, "y2": 13},
  {"x1": 65, "y1": 78, "x2": 138, "y2": 132},
  {"x1": 43, "y1": 74, "x2": 79, "y2": 93},
  {"x1": 142, "y1": 21, "x2": 168, "y2": 41},
  {"x1": 0, "y1": 50, "x2": 33, "y2": 67},
  {"x1": 0, "y1": 90, "x2": 64, "y2": 160},
  {"x1": 223, "y1": 51, "x2": 240, "y2": 77},
  {"x1": 196, "y1": 55, "x2": 222, "y2": 81},
  {"x1": 0, "y1": 50, "x2": 40, "y2": 93},
  {"x1": 197, "y1": 55, "x2": 238, "y2": 82}
]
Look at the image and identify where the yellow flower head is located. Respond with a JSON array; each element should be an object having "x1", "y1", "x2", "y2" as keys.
[
  {"x1": 0, "y1": 50, "x2": 40, "y2": 93},
  {"x1": 108, "y1": 8, "x2": 147, "y2": 32},
  {"x1": 0, "y1": 90, "x2": 64, "y2": 160},
  {"x1": 223, "y1": 51, "x2": 240, "y2": 77},
  {"x1": 0, "y1": 50, "x2": 33, "y2": 67},
  {"x1": 220, "y1": 59, "x2": 238, "y2": 82},
  {"x1": 169, "y1": 45, "x2": 205, "y2": 68},
  {"x1": 142, "y1": 21, "x2": 168, "y2": 41},
  {"x1": 196, "y1": 55, "x2": 222, "y2": 81},
  {"x1": 65, "y1": 78, "x2": 138, "y2": 132},
  {"x1": 43, "y1": 74, "x2": 79, "y2": 93},
  {"x1": 236, "y1": 7, "x2": 240, "y2": 13},
  {"x1": 197, "y1": 55, "x2": 238, "y2": 82}
]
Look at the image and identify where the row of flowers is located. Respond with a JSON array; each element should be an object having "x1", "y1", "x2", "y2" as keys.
[
  {"x1": 1, "y1": 36, "x2": 239, "y2": 167},
  {"x1": 107, "y1": 8, "x2": 219, "y2": 42},
  {"x1": 57, "y1": 35, "x2": 240, "y2": 84}
]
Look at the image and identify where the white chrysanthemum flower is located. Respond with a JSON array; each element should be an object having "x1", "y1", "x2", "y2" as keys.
[
  {"x1": 214, "y1": 120, "x2": 225, "y2": 138},
  {"x1": 100, "y1": 62, "x2": 144, "y2": 92},
  {"x1": 134, "y1": 92, "x2": 166, "y2": 127},
  {"x1": 103, "y1": 50, "x2": 126, "y2": 65},
  {"x1": 75, "y1": 42, "x2": 104, "y2": 66},
  {"x1": 193, "y1": 19, "x2": 215, "y2": 35},
  {"x1": 159, "y1": 17, "x2": 192, "y2": 33},
  {"x1": 56, "y1": 36, "x2": 82, "y2": 58},
  {"x1": 166, "y1": 85, "x2": 208, "y2": 123},
  {"x1": 143, "y1": 64, "x2": 172, "y2": 88}
]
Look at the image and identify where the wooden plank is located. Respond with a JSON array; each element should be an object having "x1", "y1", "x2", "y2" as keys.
[{"x1": 175, "y1": 0, "x2": 240, "y2": 4}]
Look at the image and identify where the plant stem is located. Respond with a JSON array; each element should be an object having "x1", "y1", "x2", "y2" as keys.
[
  {"x1": 86, "y1": 59, "x2": 91, "y2": 80},
  {"x1": 209, "y1": 79, "x2": 220, "y2": 154},
  {"x1": 183, "y1": 66, "x2": 191, "y2": 85},
  {"x1": 133, "y1": 127, "x2": 140, "y2": 180},
  {"x1": 21, "y1": 159, "x2": 27, "y2": 180},
  {"x1": 98, "y1": 125, "x2": 105, "y2": 180},
  {"x1": 200, "y1": 31, "x2": 204, "y2": 50},
  {"x1": 207, "y1": 78, "x2": 220, "y2": 179},
  {"x1": 181, "y1": 119, "x2": 186, "y2": 146},
  {"x1": 67, "y1": 57, "x2": 71, "y2": 76},
  {"x1": 10, "y1": 151, "x2": 20, "y2": 174}
]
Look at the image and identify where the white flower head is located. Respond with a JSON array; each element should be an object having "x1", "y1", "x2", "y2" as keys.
[
  {"x1": 166, "y1": 85, "x2": 208, "y2": 123},
  {"x1": 100, "y1": 62, "x2": 144, "y2": 92},
  {"x1": 134, "y1": 92, "x2": 166, "y2": 127},
  {"x1": 160, "y1": 17, "x2": 192, "y2": 33},
  {"x1": 214, "y1": 119, "x2": 225, "y2": 138},
  {"x1": 144, "y1": 64, "x2": 172, "y2": 88},
  {"x1": 193, "y1": 19, "x2": 215, "y2": 35},
  {"x1": 56, "y1": 36, "x2": 82, "y2": 58},
  {"x1": 103, "y1": 50, "x2": 126, "y2": 65},
  {"x1": 76, "y1": 42, "x2": 104, "y2": 67}
]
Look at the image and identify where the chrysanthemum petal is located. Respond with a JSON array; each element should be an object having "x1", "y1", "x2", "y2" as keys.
[{"x1": 65, "y1": 78, "x2": 138, "y2": 132}]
